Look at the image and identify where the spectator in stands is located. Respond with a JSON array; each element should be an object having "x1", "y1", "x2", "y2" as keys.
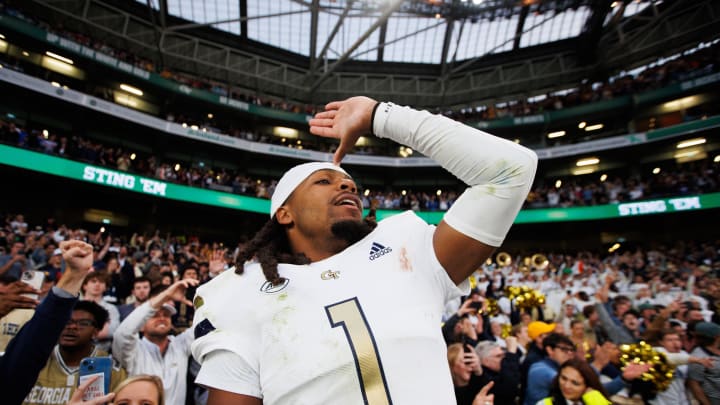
[
  {"x1": 0, "y1": 240, "x2": 29, "y2": 280},
  {"x1": 80, "y1": 272, "x2": 119, "y2": 352},
  {"x1": 38, "y1": 248, "x2": 63, "y2": 285},
  {"x1": 118, "y1": 276, "x2": 151, "y2": 321},
  {"x1": 22, "y1": 300, "x2": 127, "y2": 405},
  {"x1": 521, "y1": 321, "x2": 557, "y2": 391},
  {"x1": 448, "y1": 342, "x2": 489, "y2": 405},
  {"x1": 525, "y1": 333, "x2": 577, "y2": 405},
  {"x1": 541, "y1": 358, "x2": 611, "y2": 405},
  {"x1": 0, "y1": 240, "x2": 95, "y2": 405},
  {"x1": 475, "y1": 337, "x2": 522, "y2": 405},
  {"x1": 687, "y1": 322, "x2": 720, "y2": 405},
  {"x1": 112, "y1": 279, "x2": 197, "y2": 405},
  {"x1": 651, "y1": 327, "x2": 714, "y2": 405},
  {"x1": 69, "y1": 373, "x2": 164, "y2": 405}
]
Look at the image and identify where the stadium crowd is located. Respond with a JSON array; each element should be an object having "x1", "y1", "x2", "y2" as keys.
[
  {"x1": 0, "y1": 212, "x2": 719, "y2": 404},
  {"x1": 1, "y1": 117, "x2": 718, "y2": 214}
]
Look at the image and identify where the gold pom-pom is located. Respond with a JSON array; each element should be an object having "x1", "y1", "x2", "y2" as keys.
[
  {"x1": 501, "y1": 323, "x2": 513, "y2": 338},
  {"x1": 618, "y1": 341, "x2": 675, "y2": 393},
  {"x1": 486, "y1": 298, "x2": 500, "y2": 316},
  {"x1": 504, "y1": 285, "x2": 546, "y2": 311}
]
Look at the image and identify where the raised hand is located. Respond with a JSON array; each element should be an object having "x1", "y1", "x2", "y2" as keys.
[
  {"x1": 309, "y1": 96, "x2": 378, "y2": 164},
  {"x1": 472, "y1": 381, "x2": 495, "y2": 405},
  {"x1": 208, "y1": 249, "x2": 228, "y2": 276},
  {"x1": 66, "y1": 375, "x2": 115, "y2": 405},
  {"x1": 151, "y1": 279, "x2": 200, "y2": 308},
  {"x1": 56, "y1": 240, "x2": 94, "y2": 295}
]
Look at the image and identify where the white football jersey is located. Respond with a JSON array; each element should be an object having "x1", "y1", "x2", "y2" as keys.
[{"x1": 192, "y1": 211, "x2": 468, "y2": 405}]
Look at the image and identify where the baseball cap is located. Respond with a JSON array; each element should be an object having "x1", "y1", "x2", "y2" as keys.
[
  {"x1": 52, "y1": 248, "x2": 63, "y2": 256},
  {"x1": 269, "y1": 162, "x2": 349, "y2": 218},
  {"x1": 160, "y1": 303, "x2": 177, "y2": 316},
  {"x1": 694, "y1": 322, "x2": 720, "y2": 338},
  {"x1": 528, "y1": 321, "x2": 556, "y2": 340}
]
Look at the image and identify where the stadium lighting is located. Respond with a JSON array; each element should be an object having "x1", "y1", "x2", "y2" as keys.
[
  {"x1": 576, "y1": 157, "x2": 599, "y2": 166},
  {"x1": 0, "y1": 34, "x2": 5, "y2": 39},
  {"x1": 364, "y1": 189, "x2": 370, "y2": 196},
  {"x1": 273, "y1": 126, "x2": 298, "y2": 138},
  {"x1": 676, "y1": 138, "x2": 706, "y2": 149},
  {"x1": 555, "y1": 180, "x2": 562, "y2": 188},
  {"x1": 584, "y1": 124, "x2": 604, "y2": 131},
  {"x1": 674, "y1": 150, "x2": 699, "y2": 159},
  {"x1": 45, "y1": 51, "x2": 74, "y2": 65},
  {"x1": 715, "y1": 155, "x2": 720, "y2": 163},
  {"x1": 547, "y1": 130, "x2": 565, "y2": 138},
  {"x1": 572, "y1": 167, "x2": 595, "y2": 176},
  {"x1": 608, "y1": 243, "x2": 620, "y2": 253},
  {"x1": 652, "y1": 167, "x2": 661, "y2": 174},
  {"x1": 119, "y1": 84, "x2": 143, "y2": 96},
  {"x1": 578, "y1": 121, "x2": 586, "y2": 129},
  {"x1": 600, "y1": 174, "x2": 607, "y2": 182}
]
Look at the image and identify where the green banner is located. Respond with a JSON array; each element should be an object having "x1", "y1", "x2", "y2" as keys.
[
  {"x1": 1, "y1": 145, "x2": 717, "y2": 224},
  {"x1": 0, "y1": 144, "x2": 269, "y2": 214}
]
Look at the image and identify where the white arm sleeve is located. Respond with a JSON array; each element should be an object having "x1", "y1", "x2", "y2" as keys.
[
  {"x1": 195, "y1": 350, "x2": 262, "y2": 398},
  {"x1": 373, "y1": 102, "x2": 538, "y2": 246}
]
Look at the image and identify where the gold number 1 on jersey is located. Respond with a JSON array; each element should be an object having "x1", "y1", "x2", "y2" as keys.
[{"x1": 326, "y1": 297, "x2": 392, "y2": 405}]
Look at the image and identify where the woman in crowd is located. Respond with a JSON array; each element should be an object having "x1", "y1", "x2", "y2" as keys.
[
  {"x1": 540, "y1": 358, "x2": 611, "y2": 405},
  {"x1": 68, "y1": 373, "x2": 164, "y2": 405}
]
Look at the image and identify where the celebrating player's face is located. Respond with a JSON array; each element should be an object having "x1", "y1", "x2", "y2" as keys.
[{"x1": 282, "y1": 169, "x2": 363, "y2": 234}]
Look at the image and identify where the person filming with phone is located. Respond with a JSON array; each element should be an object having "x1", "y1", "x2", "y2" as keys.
[
  {"x1": 1, "y1": 240, "x2": 99, "y2": 405},
  {"x1": 22, "y1": 301, "x2": 127, "y2": 405}
]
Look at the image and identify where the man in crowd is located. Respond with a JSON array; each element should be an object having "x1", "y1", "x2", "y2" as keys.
[
  {"x1": 23, "y1": 301, "x2": 126, "y2": 405},
  {"x1": 687, "y1": 321, "x2": 720, "y2": 405},
  {"x1": 0, "y1": 241, "x2": 28, "y2": 280},
  {"x1": 113, "y1": 278, "x2": 198, "y2": 405},
  {"x1": 117, "y1": 276, "x2": 151, "y2": 321},
  {"x1": 475, "y1": 336, "x2": 522, "y2": 404},
  {"x1": 1, "y1": 240, "x2": 96, "y2": 404},
  {"x1": 191, "y1": 96, "x2": 537, "y2": 404}
]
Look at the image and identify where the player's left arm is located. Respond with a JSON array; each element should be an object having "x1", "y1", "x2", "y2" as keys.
[{"x1": 310, "y1": 97, "x2": 537, "y2": 285}]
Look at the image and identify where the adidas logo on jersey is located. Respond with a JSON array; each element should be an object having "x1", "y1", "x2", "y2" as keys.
[{"x1": 369, "y1": 242, "x2": 392, "y2": 261}]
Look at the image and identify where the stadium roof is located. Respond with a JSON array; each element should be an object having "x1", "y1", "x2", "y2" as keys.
[
  {"x1": 20, "y1": 0, "x2": 720, "y2": 106},
  {"x1": 150, "y1": 0, "x2": 653, "y2": 65}
]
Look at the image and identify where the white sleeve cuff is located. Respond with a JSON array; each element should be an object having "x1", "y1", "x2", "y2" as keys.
[{"x1": 195, "y1": 350, "x2": 262, "y2": 398}]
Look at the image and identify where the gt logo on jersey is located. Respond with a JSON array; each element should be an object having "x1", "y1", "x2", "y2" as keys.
[
  {"x1": 369, "y1": 242, "x2": 392, "y2": 261},
  {"x1": 321, "y1": 270, "x2": 341, "y2": 280},
  {"x1": 260, "y1": 278, "x2": 290, "y2": 293}
]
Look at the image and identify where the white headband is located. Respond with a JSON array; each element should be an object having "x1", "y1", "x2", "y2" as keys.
[{"x1": 269, "y1": 162, "x2": 349, "y2": 218}]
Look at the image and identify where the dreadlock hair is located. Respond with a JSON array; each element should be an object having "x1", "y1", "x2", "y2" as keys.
[{"x1": 235, "y1": 215, "x2": 378, "y2": 285}]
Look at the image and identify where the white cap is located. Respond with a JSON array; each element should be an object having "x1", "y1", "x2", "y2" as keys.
[
  {"x1": 160, "y1": 303, "x2": 177, "y2": 316},
  {"x1": 269, "y1": 162, "x2": 349, "y2": 218}
]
